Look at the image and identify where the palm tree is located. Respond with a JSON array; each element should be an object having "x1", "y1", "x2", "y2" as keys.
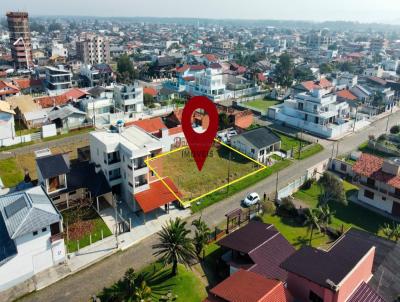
[
  {"x1": 303, "y1": 208, "x2": 321, "y2": 246},
  {"x1": 100, "y1": 268, "x2": 152, "y2": 302},
  {"x1": 318, "y1": 205, "x2": 334, "y2": 230},
  {"x1": 153, "y1": 218, "x2": 196, "y2": 275},
  {"x1": 192, "y1": 217, "x2": 211, "y2": 260},
  {"x1": 381, "y1": 223, "x2": 400, "y2": 242}
]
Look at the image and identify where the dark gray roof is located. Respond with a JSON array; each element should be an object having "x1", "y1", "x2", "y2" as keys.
[
  {"x1": 0, "y1": 186, "x2": 60, "y2": 240},
  {"x1": 281, "y1": 230, "x2": 375, "y2": 289},
  {"x1": 48, "y1": 105, "x2": 86, "y2": 121},
  {"x1": 348, "y1": 229, "x2": 400, "y2": 302},
  {"x1": 218, "y1": 221, "x2": 295, "y2": 281},
  {"x1": 36, "y1": 154, "x2": 69, "y2": 179},
  {"x1": 234, "y1": 127, "x2": 281, "y2": 149},
  {"x1": 0, "y1": 211, "x2": 17, "y2": 263},
  {"x1": 65, "y1": 162, "x2": 111, "y2": 198},
  {"x1": 87, "y1": 86, "x2": 106, "y2": 98}
]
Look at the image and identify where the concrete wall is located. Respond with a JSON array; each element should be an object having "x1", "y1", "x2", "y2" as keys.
[{"x1": 0, "y1": 112, "x2": 15, "y2": 140}]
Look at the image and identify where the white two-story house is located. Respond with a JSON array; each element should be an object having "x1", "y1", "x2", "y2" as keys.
[
  {"x1": 269, "y1": 88, "x2": 351, "y2": 139},
  {"x1": 113, "y1": 83, "x2": 144, "y2": 118},
  {"x1": 186, "y1": 65, "x2": 226, "y2": 101},
  {"x1": 90, "y1": 125, "x2": 179, "y2": 214},
  {"x1": 0, "y1": 186, "x2": 65, "y2": 291}
]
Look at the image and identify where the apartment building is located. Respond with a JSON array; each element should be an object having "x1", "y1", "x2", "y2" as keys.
[
  {"x1": 0, "y1": 186, "x2": 65, "y2": 291},
  {"x1": 269, "y1": 88, "x2": 351, "y2": 139},
  {"x1": 6, "y1": 12, "x2": 33, "y2": 70},
  {"x1": 353, "y1": 153, "x2": 400, "y2": 217},
  {"x1": 76, "y1": 35, "x2": 111, "y2": 65},
  {"x1": 89, "y1": 126, "x2": 179, "y2": 213},
  {"x1": 44, "y1": 65, "x2": 72, "y2": 91},
  {"x1": 113, "y1": 83, "x2": 144, "y2": 117}
]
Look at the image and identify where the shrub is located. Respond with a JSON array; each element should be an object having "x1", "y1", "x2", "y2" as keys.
[
  {"x1": 390, "y1": 125, "x2": 400, "y2": 134},
  {"x1": 301, "y1": 178, "x2": 314, "y2": 190},
  {"x1": 377, "y1": 134, "x2": 387, "y2": 142},
  {"x1": 262, "y1": 201, "x2": 276, "y2": 214},
  {"x1": 279, "y1": 197, "x2": 297, "y2": 216}
]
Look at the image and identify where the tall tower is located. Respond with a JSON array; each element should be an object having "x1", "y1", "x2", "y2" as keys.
[{"x1": 6, "y1": 12, "x2": 33, "y2": 70}]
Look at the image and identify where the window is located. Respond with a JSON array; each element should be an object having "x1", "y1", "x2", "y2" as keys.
[
  {"x1": 340, "y1": 163, "x2": 347, "y2": 172},
  {"x1": 309, "y1": 291, "x2": 323, "y2": 302},
  {"x1": 33, "y1": 231, "x2": 38, "y2": 236},
  {"x1": 42, "y1": 227, "x2": 47, "y2": 232},
  {"x1": 367, "y1": 178, "x2": 375, "y2": 188},
  {"x1": 259, "y1": 149, "x2": 265, "y2": 156},
  {"x1": 364, "y1": 190, "x2": 374, "y2": 200},
  {"x1": 128, "y1": 182, "x2": 133, "y2": 188},
  {"x1": 251, "y1": 148, "x2": 255, "y2": 154}
]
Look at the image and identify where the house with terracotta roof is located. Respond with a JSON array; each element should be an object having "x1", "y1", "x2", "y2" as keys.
[
  {"x1": 218, "y1": 221, "x2": 295, "y2": 281},
  {"x1": 281, "y1": 230, "x2": 384, "y2": 302},
  {"x1": 0, "y1": 101, "x2": 16, "y2": 141},
  {"x1": 12, "y1": 78, "x2": 44, "y2": 94},
  {"x1": 293, "y1": 78, "x2": 333, "y2": 94},
  {"x1": 204, "y1": 270, "x2": 293, "y2": 302},
  {"x1": 0, "y1": 80, "x2": 20, "y2": 100},
  {"x1": 89, "y1": 125, "x2": 183, "y2": 216},
  {"x1": 352, "y1": 153, "x2": 400, "y2": 217}
]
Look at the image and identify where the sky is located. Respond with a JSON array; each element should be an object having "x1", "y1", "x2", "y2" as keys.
[{"x1": 1, "y1": 0, "x2": 400, "y2": 24}]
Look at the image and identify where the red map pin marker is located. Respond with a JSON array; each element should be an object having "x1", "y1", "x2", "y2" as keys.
[{"x1": 182, "y1": 96, "x2": 219, "y2": 171}]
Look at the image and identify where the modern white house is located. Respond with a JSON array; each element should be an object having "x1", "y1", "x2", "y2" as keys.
[
  {"x1": 186, "y1": 65, "x2": 226, "y2": 101},
  {"x1": 0, "y1": 100, "x2": 16, "y2": 141},
  {"x1": 113, "y1": 84, "x2": 144, "y2": 118},
  {"x1": 0, "y1": 186, "x2": 65, "y2": 291},
  {"x1": 81, "y1": 86, "x2": 114, "y2": 126},
  {"x1": 268, "y1": 88, "x2": 352, "y2": 139},
  {"x1": 90, "y1": 125, "x2": 175, "y2": 214}
]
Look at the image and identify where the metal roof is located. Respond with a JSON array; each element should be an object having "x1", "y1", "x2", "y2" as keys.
[
  {"x1": 0, "y1": 186, "x2": 60, "y2": 240},
  {"x1": 233, "y1": 127, "x2": 281, "y2": 149},
  {"x1": 36, "y1": 153, "x2": 69, "y2": 179}
]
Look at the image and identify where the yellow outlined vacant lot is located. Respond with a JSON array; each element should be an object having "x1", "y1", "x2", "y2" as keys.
[{"x1": 145, "y1": 138, "x2": 267, "y2": 207}]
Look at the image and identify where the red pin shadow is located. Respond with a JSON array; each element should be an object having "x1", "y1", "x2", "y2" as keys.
[{"x1": 181, "y1": 96, "x2": 219, "y2": 171}]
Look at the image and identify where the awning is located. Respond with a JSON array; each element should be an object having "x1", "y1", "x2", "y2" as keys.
[{"x1": 134, "y1": 178, "x2": 182, "y2": 213}]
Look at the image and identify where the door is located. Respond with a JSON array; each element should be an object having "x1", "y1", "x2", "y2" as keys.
[{"x1": 392, "y1": 202, "x2": 400, "y2": 217}]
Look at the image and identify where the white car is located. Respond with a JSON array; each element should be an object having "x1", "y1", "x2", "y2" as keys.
[{"x1": 243, "y1": 192, "x2": 260, "y2": 207}]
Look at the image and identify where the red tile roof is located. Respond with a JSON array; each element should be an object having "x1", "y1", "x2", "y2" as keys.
[
  {"x1": 168, "y1": 125, "x2": 183, "y2": 135},
  {"x1": 204, "y1": 54, "x2": 218, "y2": 62},
  {"x1": 337, "y1": 89, "x2": 358, "y2": 101},
  {"x1": 301, "y1": 78, "x2": 332, "y2": 91},
  {"x1": 13, "y1": 78, "x2": 43, "y2": 90},
  {"x1": 176, "y1": 65, "x2": 190, "y2": 73},
  {"x1": 143, "y1": 87, "x2": 158, "y2": 97},
  {"x1": 134, "y1": 178, "x2": 182, "y2": 213},
  {"x1": 0, "y1": 80, "x2": 20, "y2": 96},
  {"x1": 63, "y1": 88, "x2": 89, "y2": 100},
  {"x1": 35, "y1": 94, "x2": 69, "y2": 108},
  {"x1": 128, "y1": 117, "x2": 166, "y2": 134},
  {"x1": 353, "y1": 153, "x2": 400, "y2": 189},
  {"x1": 207, "y1": 270, "x2": 293, "y2": 302}
]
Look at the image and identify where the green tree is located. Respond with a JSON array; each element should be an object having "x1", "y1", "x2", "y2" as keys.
[
  {"x1": 303, "y1": 208, "x2": 321, "y2": 246},
  {"x1": 100, "y1": 268, "x2": 152, "y2": 302},
  {"x1": 381, "y1": 223, "x2": 400, "y2": 242},
  {"x1": 153, "y1": 218, "x2": 196, "y2": 275},
  {"x1": 318, "y1": 172, "x2": 347, "y2": 205},
  {"x1": 319, "y1": 63, "x2": 334, "y2": 74},
  {"x1": 294, "y1": 67, "x2": 315, "y2": 82},
  {"x1": 218, "y1": 112, "x2": 230, "y2": 130},
  {"x1": 144, "y1": 93, "x2": 155, "y2": 108},
  {"x1": 117, "y1": 54, "x2": 137, "y2": 83},
  {"x1": 274, "y1": 53, "x2": 293, "y2": 87},
  {"x1": 191, "y1": 217, "x2": 211, "y2": 260},
  {"x1": 318, "y1": 204, "x2": 334, "y2": 229}
]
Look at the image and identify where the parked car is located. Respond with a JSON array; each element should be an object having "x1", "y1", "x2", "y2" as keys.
[{"x1": 243, "y1": 192, "x2": 260, "y2": 207}]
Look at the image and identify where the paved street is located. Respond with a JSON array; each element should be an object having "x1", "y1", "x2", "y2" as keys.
[{"x1": 18, "y1": 110, "x2": 400, "y2": 302}]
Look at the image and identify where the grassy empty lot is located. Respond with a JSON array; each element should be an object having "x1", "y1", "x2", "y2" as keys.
[
  {"x1": 0, "y1": 158, "x2": 24, "y2": 188},
  {"x1": 152, "y1": 143, "x2": 262, "y2": 202},
  {"x1": 0, "y1": 140, "x2": 89, "y2": 188},
  {"x1": 245, "y1": 99, "x2": 280, "y2": 112}
]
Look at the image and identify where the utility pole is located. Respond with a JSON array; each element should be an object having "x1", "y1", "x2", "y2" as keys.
[
  {"x1": 227, "y1": 150, "x2": 231, "y2": 192},
  {"x1": 385, "y1": 105, "x2": 394, "y2": 133},
  {"x1": 113, "y1": 195, "x2": 119, "y2": 248},
  {"x1": 352, "y1": 106, "x2": 359, "y2": 133},
  {"x1": 298, "y1": 126, "x2": 304, "y2": 159},
  {"x1": 275, "y1": 171, "x2": 279, "y2": 202}
]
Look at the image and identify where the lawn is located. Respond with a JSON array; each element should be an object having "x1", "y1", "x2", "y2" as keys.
[
  {"x1": 295, "y1": 143, "x2": 324, "y2": 160},
  {"x1": 275, "y1": 132, "x2": 309, "y2": 152},
  {"x1": 191, "y1": 159, "x2": 292, "y2": 213},
  {"x1": 358, "y1": 141, "x2": 394, "y2": 158},
  {"x1": 0, "y1": 158, "x2": 24, "y2": 188},
  {"x1": 0, "y1": 140, "x2": 89, "y2": 187},
  {"x1": 62, "y1": 206, "x2": 112, "y2": 253},
  {"x1": 244, "y1": 99, "x2": 280, "y2": 112},
  {"x1": 101, "y1": 263, "x2": 207, "y2": 302},
  {"x1": 293, "y1": 181, "x2": 395, "y2": 236},
  {"x1": 152, "y1": 143, "x2": 263, "y2": 202}
]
